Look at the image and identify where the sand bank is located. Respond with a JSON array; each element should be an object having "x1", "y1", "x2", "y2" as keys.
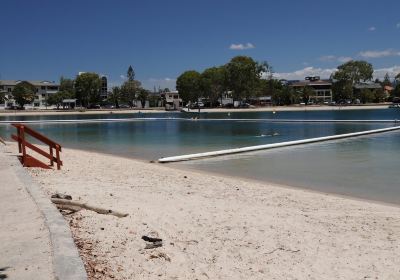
[
  {"x1": 0, "y1": 104, "x2": 390, "y2": 117},
  {"x1": 16, "y1": 144, "x2": 400, "y2": 279}
]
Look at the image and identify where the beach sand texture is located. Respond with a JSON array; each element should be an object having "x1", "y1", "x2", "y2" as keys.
[{"x1": 18, "y1": 144, "x2": 400, "y2": 279}]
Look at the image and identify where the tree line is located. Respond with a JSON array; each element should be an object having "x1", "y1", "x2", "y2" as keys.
[
  {"x1": 3, "y1": 59, "x2": 400, "y2": 109},
  {"x1": 4, "y1": 66, "x2": 151, "y2": 109},
  {"x1": 176, "y1": 56, "x2": 400, "y2": 106}
]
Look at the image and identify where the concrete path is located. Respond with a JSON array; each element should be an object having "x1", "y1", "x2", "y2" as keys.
[
  {"x1": 0, "y1": 144, "x2": 87, "y2": 280},
  {"x1": 0, "y1": 145, "x2": 53, "y2": 279}
]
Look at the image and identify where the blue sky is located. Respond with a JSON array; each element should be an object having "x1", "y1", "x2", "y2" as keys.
[{"x1": 1, "y1": 0, "x2": 400, "y2": 90}]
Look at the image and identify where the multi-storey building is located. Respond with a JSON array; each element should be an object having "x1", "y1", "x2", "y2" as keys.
[
  {"x1": 288, "y1": 76, "x2": 333, "y2": 103},
  {"x1": 100, "y1": 76, "x2": 108, "y2": 100},
  {"x1": 0, "y1": 80, "x2": 60, "y2": 108}
]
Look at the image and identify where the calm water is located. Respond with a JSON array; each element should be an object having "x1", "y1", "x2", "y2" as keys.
[{"x1": 1, "y1": 108, "x2": 399, "y2": 204}]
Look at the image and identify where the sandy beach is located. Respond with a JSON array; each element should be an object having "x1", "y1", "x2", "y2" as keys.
[
  {"x1": 0, "y1": 104, "x2": 390, "y2": 117},
  {"x1": 5, "y1": 142, "x2": 397, "y2": 279}
]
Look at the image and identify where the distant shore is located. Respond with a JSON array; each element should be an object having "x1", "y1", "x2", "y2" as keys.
[
  {"x1": 15, "y1": 143, "x2": 400, "y2": 279},
  {"x1": 0, "y1": 104, "x2": 391, "y2": 117}
]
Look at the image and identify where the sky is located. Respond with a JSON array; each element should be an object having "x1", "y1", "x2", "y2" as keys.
[{"x1": 1, "y1": 0, "x2": 400, "y2": 90}]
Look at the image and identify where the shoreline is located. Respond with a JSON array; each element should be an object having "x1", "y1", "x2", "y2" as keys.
[
  {"x1": 13, "y1": 143, "x2": 400, "y2": 279},
  {"x1": 0, "y1": 104, "x2": 390, "y2": 117},
  {"x1": 6, "y1": 140, "x2": 399, "y2": 208}
]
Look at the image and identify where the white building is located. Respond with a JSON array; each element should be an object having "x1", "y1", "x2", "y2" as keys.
[
  {"x1": 0, "y1": 80, "x2": 60, "y2": 109},
  {"x1": 161, "y1": 91, "x2": 182, "y2": 110}
]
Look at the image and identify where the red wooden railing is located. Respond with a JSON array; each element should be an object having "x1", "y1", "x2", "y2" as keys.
[{"x1": 11, "y1": 124, "x2": 63, "y2": 170}]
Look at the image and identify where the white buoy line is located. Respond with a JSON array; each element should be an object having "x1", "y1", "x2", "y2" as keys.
[
  {"x1": 0, "y1": 117, "x2": 398, "y2": 125},
  {"x1": 196, "y1": 118, "x2": 399, "y2": 123},
  {"x1": 158, "y1": 125, "x2": 400, "y2": 163},
  {"x1": 0, "y1": 117, "x2": 183, "y2": 125}
]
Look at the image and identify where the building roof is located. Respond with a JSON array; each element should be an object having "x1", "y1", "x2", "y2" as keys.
[
  {"x1": 353, "y1": 83, "x2": 381, "y2": 89},
  {"x1": 289, "y1": 80, "x2": 332, "y2": 87},
  {"x1": 0, "y1": 80, "x2": 59, "y2": 86}
]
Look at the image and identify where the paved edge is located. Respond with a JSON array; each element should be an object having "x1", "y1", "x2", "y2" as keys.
[{"x1": 6, "y1": 149, "x2": 87, "y2": 280}]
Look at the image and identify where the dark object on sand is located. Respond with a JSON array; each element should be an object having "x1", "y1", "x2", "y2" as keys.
[
  {"x1": 142, "y1": 236, "x2": 162, "y2": 243},
  {"x1": 51, "y1": 193, "x2": 72, "y2": 200},
  {"x1": 142, "y1": 235, "x2": 163, "y2": 249}
]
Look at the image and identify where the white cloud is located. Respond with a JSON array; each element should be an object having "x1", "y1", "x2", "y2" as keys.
[
  {"x1": 274, "y1": 67, "x2": 337, "y2": 80},
  {"x1": 319, "y1": 55, "x2": 336, "y2": 62},
  {"x1": 368, "y1": 26, "x2": 376, "y2": 31},
  {"x1": 373, "y1": 65, "x2": 400, "y2": 80},
  {"x1": 229, "y1": 43, "x2": 255, "y2": 50},
  {"x1": 319, "y1": 55, "x2": 352, "y2": 63},
  {"x1": 358, "y1": 49, "x2": 400, "y2": 58},
  {"x1": 120, "y1": 74, "x2": 126, "y2": 80},
  {"x1": 273, "y1": 65, "x2": 400, "y2": 81},
  {"x1": 396, "y1": 23, "x2": 400, "y2": 29},
  {"x1": 337, "y1": 56, "x2": 352, "y2": 63}
]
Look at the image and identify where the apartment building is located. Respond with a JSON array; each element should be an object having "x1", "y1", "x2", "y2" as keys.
[{"x1": 0, "y1": 80, "x2": 60, "y2": 108}]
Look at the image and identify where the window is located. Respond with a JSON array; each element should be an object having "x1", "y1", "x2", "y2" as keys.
[
  {"x1": 8, "y1": 88, "x2": 11, "y2": 92},
  {"x1": 41, "y1": 86, "x2": 46, "y2": 90},
  {"x1": 42, "y1": 94, "x2": 46, "y2": 97}
]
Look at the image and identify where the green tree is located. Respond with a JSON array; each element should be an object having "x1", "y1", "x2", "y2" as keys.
[
  {"x1": 47, "y1": 91, "x2": 74, "y2": 109},
  {"x1": 74, "y1": 72, "x2": 101, "y2": 107},
  {"x1": 382, "y1": 73, "x2": 392, "y2": 87},
  {"x1": 46, "y1": 76, "x2": 75, "y2": 108},
  {"x1": 357, "y1": 88, "x2": 375, "y2": 103},
  {"x1": 137, "y1": 88, "x2": 150, "y2": 108},
  {"x1": 374, "y1": 88, "x2": 386, "y2": 103},
  {"x1": 121, "y1": 80, "x2": 141, "y2": 107},
  {"x1": 332, "y1": 60, "x2": 374, "y2": 102},
  {"x1": 332, "y1": 79, "x2": 353, "y2": 101},
  {"x1": 333, "y1": 60, "x2": 373, "y2": 84},
  {"x1": 391, "y1": 73, "x2": 400, "y2": 97},
  {"x1": 148, "y1": 95, "x2": 160, "y2": 107},
  {"x1": 0, "y1": 80, "x2": 3, "y2": 103},
  {"x1": 12, "y1": 81, "x2": 36, "y2": 108},
  {"x1": 108, "y1": 86, "x2": 121, "y2": 108},
  {"x1": 201, "y1": 66, "x2": 227, "y2": 105},
  {"x1": 301, "y1": 86, "x2": 314, "y2": 104},
  {"x1": 46, "y1": 92, "x2": 64, "y2": 109},
  {"x1": 0, "y1": 92, "x2": 5, "y2": 104},
  {"x1": 60, "y1": 77, "x2": 75, "y2": 93},
  {"x1": 225, "y1": 56, "x2": 268, "y2": 101},
  {"x1": 176, "y1": 70, "x2": 201, "y2": 104}
]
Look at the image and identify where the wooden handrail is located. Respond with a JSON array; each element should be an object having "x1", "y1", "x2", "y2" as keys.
[
  {"x1": 11, "y1": 124, "x2": 63, "y2": 170},
  {"x1": 12, "y1": 123, "x2": 62, "y2": 151}
]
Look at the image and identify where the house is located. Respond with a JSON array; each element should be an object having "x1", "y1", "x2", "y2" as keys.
[
  {"x1": 0, "y1": 80, "x2": 60, "y2": 109},
  {"x1": 288, "y1": 76, "x2": 333, "y2": 103},
  {"x1": 161, "y1": 91, "x2": 182, "y2": 110}
]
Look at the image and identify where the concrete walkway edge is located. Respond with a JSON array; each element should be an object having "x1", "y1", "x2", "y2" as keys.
[{"x1": 9, "y1": 153, "x2": 87, "y2": 280}]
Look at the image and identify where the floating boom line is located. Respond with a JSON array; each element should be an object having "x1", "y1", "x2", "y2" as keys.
[
  {"x1": 158, "y1": 125, "x2": 400, "y2": 163},
  {"x1": 0, "y1": 117, "x2": 398, "y2": 125}
]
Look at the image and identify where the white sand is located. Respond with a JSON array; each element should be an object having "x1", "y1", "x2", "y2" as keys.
[
  {"x1": 0, "y1": 104, "x2": 390, "y2": 117},
  {"x1": 18, "y1": 145, "x2": 400, "y2": 279}
]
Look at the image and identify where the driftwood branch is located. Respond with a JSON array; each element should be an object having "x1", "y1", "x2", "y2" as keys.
[
  {"x1": 51, "y1": 198, "x2": 128, "y2": 218},
  {"x1": 0, "y1": 137, "x2": 6, "y2": 145}
]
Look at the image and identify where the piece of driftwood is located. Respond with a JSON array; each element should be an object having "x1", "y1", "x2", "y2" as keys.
[
  {"x1": 0, "y1": 137, "x2": 6, "y2": 145},
  {"x1": 56, "y1": 204, "x2": 82, "y2": 214},
  {"x1": 51, "y1": 193, "x2": 72, "y2": 200},
  {"x1": 142, "y1": 235, "x2": 163, "y2": 249},
  {"x1": 144, "y1": 241, "x2": 163, "y2": 249},
  {"x1": 51, "y1": 198, "x2": 128, "y2": 218}
]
